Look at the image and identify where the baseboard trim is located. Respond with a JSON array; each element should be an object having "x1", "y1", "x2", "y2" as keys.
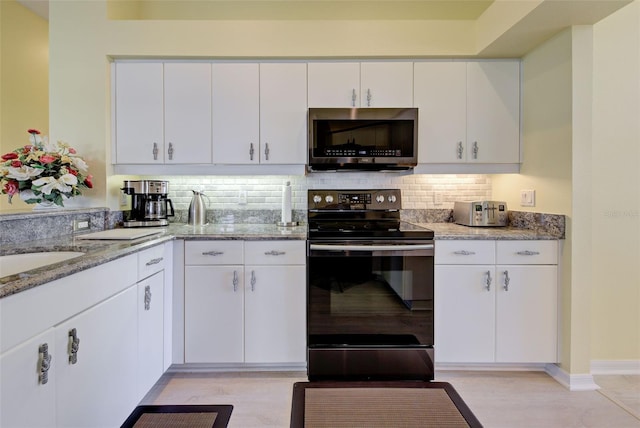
[
  {"x1": 591, "y1": 360, "x2": 640, "y2": 375},
  {"x1": 435, "y1": 362, "x2": 548, "y2": 371},
  {"x1": 545, "y1": 364, "x2": 600, "y2": 391},
  {"x1": 168, "y1": 363, "x2": 307, "y2": 373}
]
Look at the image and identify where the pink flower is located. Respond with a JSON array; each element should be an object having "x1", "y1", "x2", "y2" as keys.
[
  {"x1": 3, "y1": 180, "x2": 18, "y2": 196},
  {"x1": 68, "y1": 148, "x2": 77, "y2": 154},
  {"x1": 85, "y1": 174, "x2": 93, "y2": 188},
  {"x1": 27, "y1": 129, "x2": 41, "y2": 135},
  {"x1": 11, "y1": 160, "x2": 22, "y2": 168},
  {"x1": 1, "y1": 152, "x2": 18, "y2": 161},
  {"x1": 39, "y1": 154, "x2": 57, "y2": 164}
]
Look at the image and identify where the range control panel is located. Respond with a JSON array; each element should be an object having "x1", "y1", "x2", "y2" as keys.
[{"x1": 308, "y1": 189, "x2": 401, "y2": 211}]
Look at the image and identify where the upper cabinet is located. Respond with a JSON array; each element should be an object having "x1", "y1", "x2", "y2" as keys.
[
  {"x1": 114, "y1": 62, "x2": 212, "y2": 164},
  {"x1": 211, "y1": 62, "x2": 307, "y2": 165},
  {"x1": 308, "y1": 62, "x2": 413, "y2": 107},
  {"x1": 414, "y1": 60, "x2": 521, "y2": 169}
]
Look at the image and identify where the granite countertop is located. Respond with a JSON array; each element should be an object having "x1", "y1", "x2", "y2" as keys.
[
  {"x1": 418, "y1": 223, "x2": 563, "y2": 240},
  {"x1": 0, "y1": 223, "x2": 307, "y2": 299}
]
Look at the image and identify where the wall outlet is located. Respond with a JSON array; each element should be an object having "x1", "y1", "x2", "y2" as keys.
[
  {"x1": 120, "y1": 191, "x2": 128, "y2": 207},
  {"x1": 238, "y1": 190, "x2": 247, "y2": 205},
  {"x1": 433, "y1": 193, "x2": 444, "y2": 206},
  {"x1": 520, "y1": 189, "x2": 536, "y2": 207},
  {"x1": 73, "y1": 218, "x2": 90, "y2": 232}
]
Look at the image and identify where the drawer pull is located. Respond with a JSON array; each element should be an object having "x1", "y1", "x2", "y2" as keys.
[
  {"x1": 516, "y1": 250, "x2": 540, "y2": 256},
  {"x1": 453, "y1": 250, "x2": 476, "y2": 256},
  {"x1": 38, "y1": 343, "x2": 52, "y2": 385},
  {"x1": 202, "y1": 251, "x2": 224, "y2": 256},
  {"x1": 264, "y1": 250, "x2": 286, "y2": 256},
  {"x1": 68, "y1": 328, "x2": 80, "y2": 365},
  {"x1": 146, "y1": 257, "x2": 163, "y2": 266}
]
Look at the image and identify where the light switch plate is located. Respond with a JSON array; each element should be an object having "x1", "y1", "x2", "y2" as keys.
[{"x1": 520, "y1": 190, "x2": 535, "y2": 207}]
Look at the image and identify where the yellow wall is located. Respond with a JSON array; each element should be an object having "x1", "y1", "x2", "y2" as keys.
[
  {"x1": 591, "y1": 1, "x2": 640, "y2": 363},
  {"x1": 0, "y1": 0, "x2": 49, "y2": 211}
]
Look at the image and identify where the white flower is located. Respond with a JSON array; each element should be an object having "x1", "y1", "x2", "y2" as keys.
[
  {"x1": 59, "y1": 173, "x2": 78, "y2": 187},
  {"x1": 32, "y1": 175, "x2": 75, "y2": 195},
  {"x1": 6, "y1": 165, "x2": 43, "y2": 181},
  {"x1": 70, "y1": 156, "x2": 89, "y2": 174}
]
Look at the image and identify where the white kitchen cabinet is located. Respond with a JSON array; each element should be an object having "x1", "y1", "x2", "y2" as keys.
[
  {"x1": 0, "y1": 329, "x2": 56, "y2": 428},
  {"x1": 114, "y1": 62, "x2": 212, "y2": 164},
  {"x1": 414, "y1": 60, "x2": 520, "y2": 166},
  {"x1": 137, "y1": 271, "x2": 165, "y2": 400},
  {"x1": 244, "y1": 241, "x2": 306, "y2": 364},
  {"x1": 211, "y1": 62, "x2": 306, "y2": 165},
  {"x1": 55, "y1": 287, "x2": 138, "y2": 428},
  {"x1": 435, "y1": 240, "x2": 558, "y2": 364},
  {"x1": 307, "y1": 61, "x2": 413, "y2": 107},
  {"x1": 184, "y1": 240, "x2": 306, "y2": 365}
]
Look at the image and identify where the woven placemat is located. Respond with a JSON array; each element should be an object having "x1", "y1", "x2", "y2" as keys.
[
  {"x1": 133, "y1": 412, "x2": 217, "y2": 428},
  {"x1": 304, "y1": 387, "x2": 471, "y2": 428}
]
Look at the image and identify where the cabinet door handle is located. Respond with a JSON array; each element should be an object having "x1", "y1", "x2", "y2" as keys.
[
  {"x1": 503, "y1": 270, "x2": 510, "y2": 291},
  {"x1": 351, "y1": 88, "x2": 357, "y2": 107},
  {"x1": 202, "y1": 251, "x2": 224, "y2": 256},
  {"x1": 146, "y1": 257, "x2": 163, "y2": 266},
  {"x1": 168, "y1": 142, "x2": 174, "y2": 160},
  {"x1": 144, "y1": 285, "x2": 152, "y2": 310},
  {"x1": 250, "y1": 270, "x2": 256, "y2": 291},
  {"x1": 249, "y1": 143, "x2": 254, "y2": 161},
  {"x1": 152, "y1": 142, "x2": 159, "y2": 161},
  {"x1": 38, "y1": 343, "x2": 52, "y2": 385},
  {"x1": 453, "y1": 250, "x2": 476, "y2": 256},
  {"x1": 516, "y1": 250, "x2": 540, "y2": 256},
  {"x1": 366, "y1": 89, "x2": 372, "y2": 106},
  {"x1": 264, "y1": 250, "x2": 285, "y2": 256},
  {"x1": 264, "y1": 143, "x2": 270, "y2": 161},
  {"x1": 457, "y1": 141, "x2": 464, "y2": 159},
  {"x1": 485, "y1": 270, "x2": 492, "y2": 291},
  {"x1": 233, "y1": 270, "x2": 239, "y2": 292},
  {"x1": 68, "y1": 328, "x2": 80, "y2": 365},
  {"x1": 472, "y1": 141, "x2": 479, "y2": 159}
]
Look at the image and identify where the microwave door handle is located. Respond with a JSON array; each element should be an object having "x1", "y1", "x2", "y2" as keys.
[{"x1": 309, "y1": 244, "x2": 434, "y2": 252}]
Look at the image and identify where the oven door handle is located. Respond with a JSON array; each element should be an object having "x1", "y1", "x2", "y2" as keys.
[{"x1": 309, "y1": 243, "x2": 434, "y2": 252}]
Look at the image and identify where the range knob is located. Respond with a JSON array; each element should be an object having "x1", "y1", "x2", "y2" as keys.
[
  {"x1": 375, "y1": 195, "x2": 385, "y2": 203},
  {"x1": 312, "y1": 195, "x2": 322, "y2": 204},
  {"x1": 388, "y1": 195, "x2": 397, "y2": 203},
  {"x1": 325, "y1": 195, "x2": 334, "y2": 203}
]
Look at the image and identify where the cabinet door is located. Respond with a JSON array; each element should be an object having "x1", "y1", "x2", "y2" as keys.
[
  {"x1": 115, "y1": 62, "x2": 164, "y2": 164},
  {"x1": 211, "y1": 63, "x2": 260, "y2": 164},
  {"x1": 164, "y1": 63, "x2": 213, "y2": 163},
  {"x1": 414, "y1": 62, "x2": 467, "y2": 163},
  {"x1": 0, "y1": 329, "x2": 56, "y2": 428},
  {"x1": 307, "y1": 62, "x2": 360, "y2": 107},
  {"x1": 259, "y1": 63, "x2": 308, "y2": 164},
  {"x1": 434, "y1": 265, "x2": 495, "y2": 363},
  {"x1": 244, "y1": 265, "x2": 306, "y2": 363},
  {"x1": 466, "y1": 61, "x2": 520, "y2": 163},
  {"x1": 55, "y1": 287, "x2": 138, "y2": 428},
  {"x1": 184, "y1": 266, "x2": 244, "y2": 363},
  {"x1": 137, "y1": 272, "x2": 165, "y2": 400},
  {"x1": 360, "y1": 62, "x2": 413, "y2": 107},
  {"x1": 495, "y1": 265, "x2": 557, "y2": 362}
]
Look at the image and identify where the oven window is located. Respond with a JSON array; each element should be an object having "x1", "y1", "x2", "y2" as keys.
[{"x1": 308, "y1": 249, "x2": 434, "y2": 346}]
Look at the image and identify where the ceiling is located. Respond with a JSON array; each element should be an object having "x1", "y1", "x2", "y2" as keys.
[{"x1": 15, "y1": 0, "x2": 634, "y2": 56}]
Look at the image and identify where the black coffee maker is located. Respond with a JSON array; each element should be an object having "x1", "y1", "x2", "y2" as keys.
[{"x1": 122, "y1": 180, "x2": 175, "y2": 227}]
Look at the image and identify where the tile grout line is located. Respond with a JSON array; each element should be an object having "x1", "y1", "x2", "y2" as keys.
[{"x1": 596, "y1": 388, "x2": 640, "y2": 422}]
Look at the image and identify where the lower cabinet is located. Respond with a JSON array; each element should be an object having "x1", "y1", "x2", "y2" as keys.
[
  {"x1": 137, "y1": 271, "x2": 165, "y2": 399},
  {"x1": 184, "y1": 240, "x2": 306, "y2": 365},
  {"x1": 435, "y1": 240, "x2": 559, "y2": 364}
]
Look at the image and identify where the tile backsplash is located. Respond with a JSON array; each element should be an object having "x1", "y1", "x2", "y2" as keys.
[{"x1": 145, "y1": 174, "x2": 492, "y2": 211}]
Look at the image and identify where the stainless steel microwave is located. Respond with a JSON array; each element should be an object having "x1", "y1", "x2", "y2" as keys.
[{"x1": 308, "y1": 108, "x2": 418, "y2": 171}]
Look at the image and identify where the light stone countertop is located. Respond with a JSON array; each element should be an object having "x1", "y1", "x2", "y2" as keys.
[
  {"x1": 417, "y1": 222, "x2": 563, "y2": 240},
  {"x1": 0, "y1": 223, "x2": 307, "y2": 299}
]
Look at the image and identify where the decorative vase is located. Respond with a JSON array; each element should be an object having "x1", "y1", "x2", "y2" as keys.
[{"x1": 32, "y1": 200, "x2": 60, "y2": 211}]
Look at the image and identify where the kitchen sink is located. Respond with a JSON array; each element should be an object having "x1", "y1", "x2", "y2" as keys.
[{"x1": 0, "y1": 251, "x2": 85, "y2": 278}]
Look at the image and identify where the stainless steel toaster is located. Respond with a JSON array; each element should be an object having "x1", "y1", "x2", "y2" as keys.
[{"x1": 453, "y1": 201, "x2": 508, "y2": 227}]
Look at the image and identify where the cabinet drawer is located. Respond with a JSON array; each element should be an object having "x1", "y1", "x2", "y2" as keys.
[
  {"x1": 138, "y1": 244, "x2": 166, "y2": 281},
  {"x1": 244, "y1": 241, "x2": 306, "y2": 265},
  {"x1": 497, "y1": 241, "x2": 558, "y2": 265},
  {"x1": 185, "y1": 241, "x2": 243, "y2": 265},
  {"x1": 435, "y1": 240, "x2": 495, "y2": 265}
]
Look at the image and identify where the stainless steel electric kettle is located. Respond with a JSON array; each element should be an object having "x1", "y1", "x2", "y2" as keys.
[{"x1": 187, "y1": 190, "x2": 209, "y2": 226}]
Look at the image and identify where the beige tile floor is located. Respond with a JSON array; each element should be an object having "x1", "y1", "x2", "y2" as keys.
[{"x1": 142, "y1": 370, "x2": 640, "y2": 428}]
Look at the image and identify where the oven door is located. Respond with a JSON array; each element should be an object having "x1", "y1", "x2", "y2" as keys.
[{"x1": 307, "y1": 240, "x2": 434, "y2": 381}]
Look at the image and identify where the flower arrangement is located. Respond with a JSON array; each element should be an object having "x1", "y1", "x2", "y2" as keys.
[{"x1": 0, "y1": 129, "x2": 92, "y2": 207}]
